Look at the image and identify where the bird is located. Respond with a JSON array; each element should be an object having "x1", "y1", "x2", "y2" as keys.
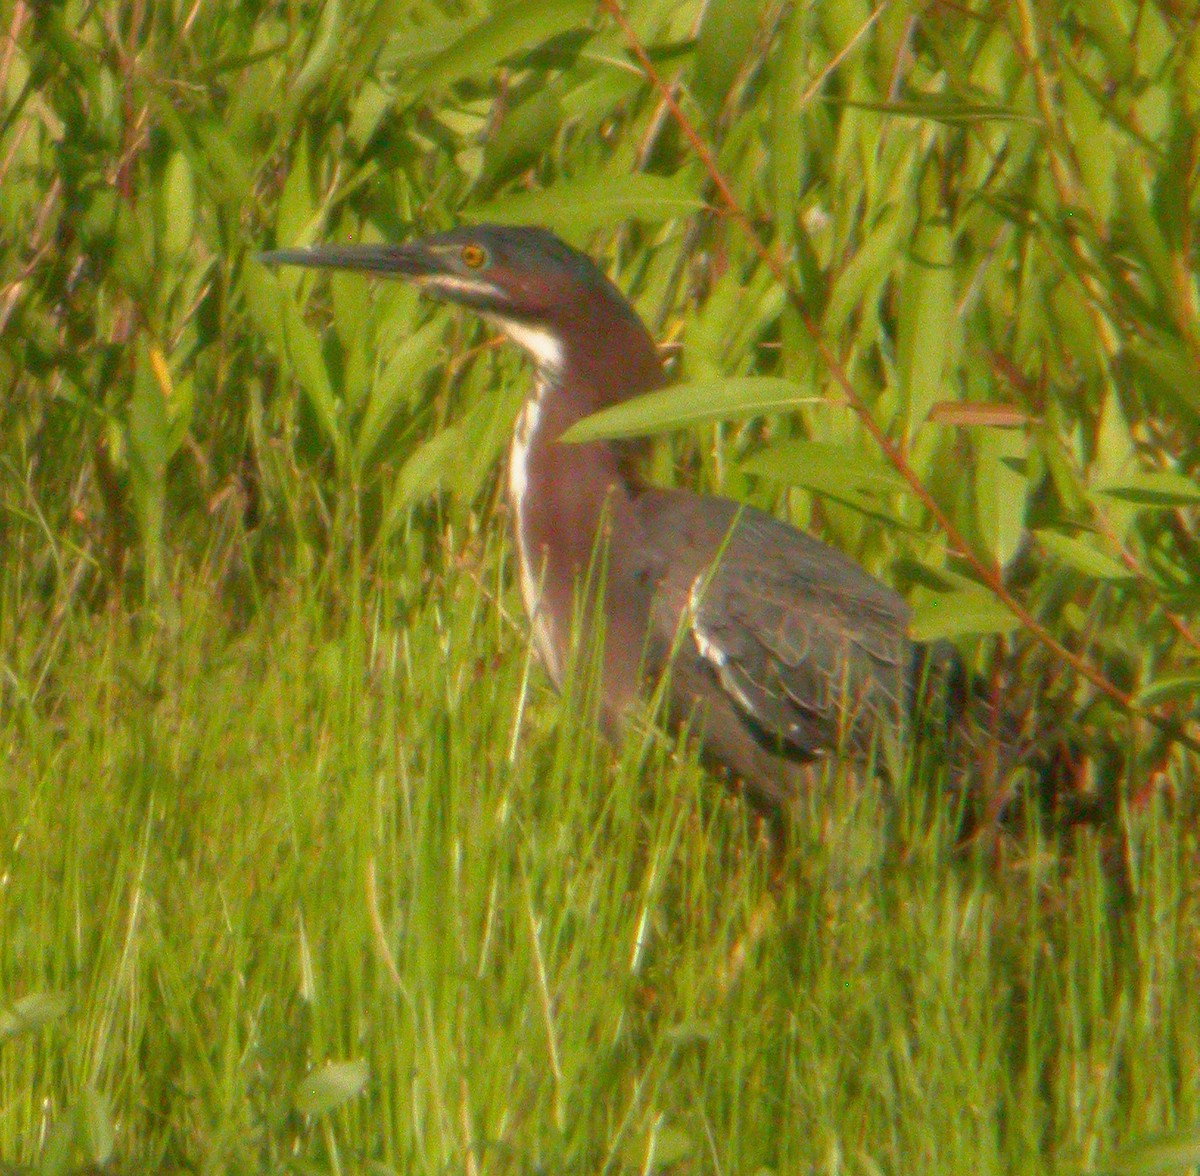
[{"x1": 260, "y1": 225, "x2": 962, "y2": 816}]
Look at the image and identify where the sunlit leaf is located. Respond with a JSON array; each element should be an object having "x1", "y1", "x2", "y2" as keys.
[
  {"x1": 836, "y1": 95, "x2": 1035, "y2": 124},
  {"x1": 295, "y1": 1059, "x2": 369, "y2": 1117},
  {"x1": 0, "y1": 991, "x2": 69, "y2": 1040},
  {"x1": 416, "y1": 0, "x2": 592, "y2": 91},
  {"x1": 80, "y1": 1087, "x2": 115, "y2": 1166},
  {"x1": 1096, "y1": 470, "x2": 1200, "y2": 508},
  {"x1": 897, "y1": 220, "x2": 955, "y2": 437},
  {"x1": 1094, "y1": 1125, "x2": 1200, "y2": 1176},
  {"x1": 357, "y1": 318, "x2": 444, "y2": 470},
  {"x1": 1034, "y1": 529, "x2": 1133, "y2": 581},
  {"x1": 910, "y1": 587, "x2": 1021, "y2": 641},
  {"x1": 470, "y1": 172, "x2": 704, "y2": 239},
  {"x1": 561, "y1": 378, "x2": 815, "y2": 443},
  {"x1": 974, "y1": 426, "x2": 1027, "y2": 568},
  {"x1": 292, "y1": 0, "x2": 343, "y2": 98}
]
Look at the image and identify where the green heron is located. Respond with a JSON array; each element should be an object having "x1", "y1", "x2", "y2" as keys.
[{"x1": 261, "y1": 225, "x2": 956, "y2": 813}]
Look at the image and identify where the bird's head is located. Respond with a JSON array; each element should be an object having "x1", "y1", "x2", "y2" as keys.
[{"x1": 260, "y1": 224, "x2": 661, "y2": 392}]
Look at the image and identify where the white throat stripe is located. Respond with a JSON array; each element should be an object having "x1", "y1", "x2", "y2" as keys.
[{"x1": 490, "y1": 318, "x2": 564, "y2": 374}]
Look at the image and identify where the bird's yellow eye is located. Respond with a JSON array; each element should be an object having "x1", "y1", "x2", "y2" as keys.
[{"x1": 461, "y1": 244, "x2": 488, "y2": 269}]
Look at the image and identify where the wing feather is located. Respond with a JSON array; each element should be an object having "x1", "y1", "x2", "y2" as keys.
[{"x1": 686, "y1": 510, "x2": 911, "y2": 757}]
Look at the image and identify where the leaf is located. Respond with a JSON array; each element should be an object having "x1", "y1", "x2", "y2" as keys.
[
  {"x1": 0, "y1": 991, "x2": 69, "y2": 1041},
  {"x1": 928, "y1": 401, "x2": 1031, "y2": 428},
  {"x1": 897, "y1": 220, "x2": 955, "y2": 436},
  {"x1": 416, "y1": 0, "x2": 593, "y2": 91},
  {"x1": 1034, "y1": 529, "x2": 1133, "y2": 581},
  {"x1": 770, "y1": 4, "x2": 808, "y2": 244},
  {"x1": 383, "y1": 421, "x2": 466, "y2": 528},
  {"x1": 561, "y1": 378, "x2": 815, "y2": 443},
  {"x1": 380, "y1": 382, "x2": 519, "y2": 535},
  {"x1": 1094, "y1": 1125, "x2": 1200, "y2": 1176},
  {"x1": 835, "y1": 95, "x2": 1035, "y2": 124},
  {"x1": 825, "y1": 203, "x2": 908, "y2": 337},
  {"x1": 159, "y1": 151, "x2": 196, "y2": 261},
  {"x1": 127, "y1": 338, "x2": 173, "y2": 591},
  {"x1": 1114, "y1": 152, "x2": 1174, "y2": 315},
  {"x1": 292, "y1": 0, "x2": 343, "y2": 98},
  {"x1": 295, "y1": 1058, "x2": 369, "y2": 1116},
  {"x1": 79, "y1": 1087, "x2": 115, "y2": 1166},
  {"x1": 356, "y1": 318, "x2": 443, "y2": 470},
  {"x1": 476, "y1": 86, "x2": 565, "y2": 199},
  {"x1": 276, "y1": 128, "x2": 318, "y2": 252},
  {"x1": 243, "y1": 259, "x2": 342, "y2": 455},
  {"x1": 693, "y1": 0, "x2": 759, "y2": 123},
  {"x1": 470, "y1": 172, "x2": 703, "y2": 239},
  {"x1": 1135, "y1": 675, "x2": 1200, "y2": 709},
  {"x1": 909, "y1": 586, "x2": 1021, "y2": 641},
  {"x1": 739, "y1": 439, "x2": 914, "y2": 527},
  {"x1": 1095, "y1": 470, "x2": 1200, "y2": 508},
  {"x1": 973, "y1": 426, "x2": 1027, "y2": 568}
]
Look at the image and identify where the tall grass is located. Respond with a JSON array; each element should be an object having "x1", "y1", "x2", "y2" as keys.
[{"x1": 1, "y1": 532, "x2": 1197, "y2": 1172}]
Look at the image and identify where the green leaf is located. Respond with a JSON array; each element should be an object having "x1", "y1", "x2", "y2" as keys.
[
  {"x1": 1034, "y1": 529, "x2": 1133, "y2": 581},
  {"x1": 1095, "y1": 1126, "x2": 1200, "y2": 1176},
  {"x1": 477, "y1": 86, "x2": 565, "y2": 199},
  {"x1": 693, "y1": 0, "x2": 759, "y2": 123},
  {"x1": 1096, "y1": 470, "x2": 1200, "y2": 508},
  {"x1": 276, "y1": 128, "x2": 318, "y2": 252},
  {"x1": 836, "y1": 95, "x2": 1035, "y2": 125},
  {"x1": 356, "y1": 318, "x2": 443, "y2": 470},
  {"x1": 909, "y1": 586, "x2": 1021, "y2": 641},
  {"x1": 292, "y1": 0, "x2": 343, "y2": 98},
  {"x1": 295, "y1": 1059, "x2": 369, "y2": 1117},
  {"x1": 381, "y1": 384, "x2": 519, "y2": 535},
  {"x1": 1114, "y1": 152, "x2": 1174, "y2": 315},
  {"x1": 740, "y1": 439, "x2": 913, "y2": 527},
  {"x1": 770, "y1": 5, "x2": 809, "y2": 246},
  {"x1": 79, "y1": 1087, "x2": 114, "y2": 1166},
  {"x1": 0, "y1": 991, "x2": 69, "y2": 1041},
  {"x1": 382, "y1": 422, "x2": 459, "y2": 531},
  {"x1": 1135, "y1": 675, "x2": 1200, "y2": 710},
  {"x1": 159, "y1": 151, "x2": 196, "y2": 261},
  {"x1": 470, "y1": 172, "x2": 703, "y2": 240},
  {"x1": 127, "y1": 338, "x2": 174, "y2": 592},
  {"x1": 416, "y1": 0, "x2": 593, "y2": 91},
  {"x1": 244, "y1": 260, "x2": 343, "y2": 455},
  {"x1": 897, "y1": 220, "x2": 955, "y2": 436},
  {"x1": 825, "y1": 203, "x2": 908, "y2": 337},
  {"x1": 973, "y1": 426, "x2": 1027, "y2": 567},
  {"x1": 561, "y1": 378, "x2": 814, "y2": 443}
]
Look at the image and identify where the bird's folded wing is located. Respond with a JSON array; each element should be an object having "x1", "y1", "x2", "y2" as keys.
[{"x1": 687, "y1": 513, "x2": 911, "y2": 756}]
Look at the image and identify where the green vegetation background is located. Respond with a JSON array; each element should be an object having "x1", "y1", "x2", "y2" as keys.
[{"x1": 1, "y1": 0, "x2": 1198, "y2": 1171}]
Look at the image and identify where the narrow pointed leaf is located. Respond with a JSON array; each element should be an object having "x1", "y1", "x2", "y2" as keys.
[
  {"x1": 471, "y1": 172, "x2": 703, "y2": 239},
  {"x1": 416, "y1": 0, "x2": 592, "y2": 91},
  {"x1": 1034, "y1": 529, "x2": 1133, "y2": 581},
  {"x1": 561, "y1": 378, "x2": 815, "y2": 443}
]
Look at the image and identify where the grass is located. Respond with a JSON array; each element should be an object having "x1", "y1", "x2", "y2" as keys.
[{"x1": 1, "y1": 524, "x2": 1197, "y2": 1174}]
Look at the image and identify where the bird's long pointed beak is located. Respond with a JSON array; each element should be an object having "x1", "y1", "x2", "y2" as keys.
[{"x1": 257, "y1": 242, "x2": 437, "y2": 278}]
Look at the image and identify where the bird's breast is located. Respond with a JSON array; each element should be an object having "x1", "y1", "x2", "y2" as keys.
[{"x1": 507, "y1": 383, "x2": 562, "y2": 682}]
